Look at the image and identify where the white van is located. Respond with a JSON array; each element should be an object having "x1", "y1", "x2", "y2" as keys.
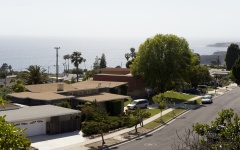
[{"x1": 127, "y1": 99, "x2": 149, "y2": 109}]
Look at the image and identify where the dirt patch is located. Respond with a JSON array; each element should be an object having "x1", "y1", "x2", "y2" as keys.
[
  {"x1": 122, "y1": 127, "x2": 151, "y2": 139},
  {"x1": 85, "y1": 138, "x2": 121, "y2": 149}
]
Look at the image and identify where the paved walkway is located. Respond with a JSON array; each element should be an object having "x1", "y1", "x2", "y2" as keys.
[{"x1": 30, "y1": 83, "x2": 238, "y2": 150}]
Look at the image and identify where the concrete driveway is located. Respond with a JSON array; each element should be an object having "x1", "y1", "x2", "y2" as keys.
[{"x1": 30, "y1": 131, "x2": 87, "y2": 150}]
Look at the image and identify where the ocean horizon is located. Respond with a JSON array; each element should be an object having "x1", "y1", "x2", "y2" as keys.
[{"x1": 0, "y1": 36, "x2": 228, "y2": 74}]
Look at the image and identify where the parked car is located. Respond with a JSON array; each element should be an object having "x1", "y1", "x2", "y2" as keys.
[
  {"x1": 127, "y1": 99, "x2": 149, "y2": 109},
  {"x1": 183, "y1": 88, "x2": 201, "y2": 95},
  {"x1": 201, "y1": 94, "x2": 213, "y2": 104}
]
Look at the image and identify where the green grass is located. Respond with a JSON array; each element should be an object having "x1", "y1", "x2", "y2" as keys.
[
  {"x1": 163, "y1": 91, "x2": 196, "y2": 104},
  {"x1": 144, "y1": 108, "x2": 186, "y2": 129},
  {"x1": 145, "y1": 108, "x2": 162, "y2": 117},
  {"x1": 124, "y1": 98, "x2": 132, "y2": 107}
]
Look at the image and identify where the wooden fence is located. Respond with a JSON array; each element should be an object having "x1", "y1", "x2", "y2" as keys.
[{"x1": 46, "y1": 119, "x2": 81, "y2": 135}]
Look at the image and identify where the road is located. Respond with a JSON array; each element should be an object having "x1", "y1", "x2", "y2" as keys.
[{"x1": 112, "y1": 87, "x2": 240, "y2": 150}]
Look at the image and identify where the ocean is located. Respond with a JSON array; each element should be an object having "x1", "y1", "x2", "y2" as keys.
[{"x1": 0, "y1": 36, "x2": 228, "y2": 74}]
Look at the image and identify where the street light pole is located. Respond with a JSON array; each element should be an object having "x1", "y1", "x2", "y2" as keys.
[{"x1": 54, "y1": 47, "x2": 60, "y2": 83}]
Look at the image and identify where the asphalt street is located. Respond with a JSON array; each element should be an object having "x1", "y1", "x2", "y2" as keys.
[{"x1": 111, "y1": 87, "x2": 240, "y2": 150}]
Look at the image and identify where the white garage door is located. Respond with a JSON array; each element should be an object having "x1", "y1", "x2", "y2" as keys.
[{"x1": 14, "y1": 119, "x2": 46, "y2": 137}]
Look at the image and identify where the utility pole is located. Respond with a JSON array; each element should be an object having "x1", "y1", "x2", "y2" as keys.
[{"x1": 54, "y1": 47, "x2": 60, "y2": 82}]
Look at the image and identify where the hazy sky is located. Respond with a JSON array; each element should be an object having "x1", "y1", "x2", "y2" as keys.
[{"x1": 1, "y1": 0, "x2": 240, "y2": 40}]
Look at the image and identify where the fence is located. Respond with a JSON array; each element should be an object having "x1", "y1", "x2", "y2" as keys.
[{"x1": 46, "y1": 119, "x2": 81, "y2": 135}]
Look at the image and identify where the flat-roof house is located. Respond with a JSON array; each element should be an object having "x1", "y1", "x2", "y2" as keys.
[
  {"x1": 8, "y1": 81, "x2": 129, "y2": 114},
  {"x1": 0, "y1": 105, "x2": 81, "y2": 137}
]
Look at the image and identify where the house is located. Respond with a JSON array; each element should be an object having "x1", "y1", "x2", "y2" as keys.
[
  {"x1": 8, "y1": 81, "x2": 129, "y2": 113},
  {"x1": 93, "y1": 73, "x2": 147, "y2": 97},
  {"x1": 99, "y1": 68, "x2": 130, "y2": 75},
  {"x1": 0, "y1": 105, "x2": 81, "y2": 137}
]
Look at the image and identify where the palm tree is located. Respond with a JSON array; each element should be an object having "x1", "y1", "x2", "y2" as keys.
[
  {"x1": 83, "y1": 59, "x2": 86, "y2": 70},
  {"x1": 125, "y1": 53, "x2": 131, "y2": 61},
  {"x1": 63, "y1": 55, "x2": 68, "y2": 73},
  {"x1": 70, "y1": 51, "x2": 83, "y2": 82},
  {"x1": 130, "y1": 47, "x2": 136, "y2": 59},
  {"x1": 23, "y1": 65, "x2": 48, "y2": 85},
  {"x1": 66, "y1": 54, "x2": 70, "y2": 73}
]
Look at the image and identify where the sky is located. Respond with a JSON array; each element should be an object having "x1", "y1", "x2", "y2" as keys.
[{"x1": 0, "y1": 0, "x2": 240, "y2": 41}]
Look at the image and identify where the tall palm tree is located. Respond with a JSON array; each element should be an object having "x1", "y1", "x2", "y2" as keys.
[
  {"x1": 125, "y1": 53, "x2": 130, "y2": 61},
  {"x1": 23, "y1": 65, "x2": 48, "y2": 85},
  {"x1": 63, "y1": 55, "x2": 68, "y2": 73},
  {"x1": 70, "y1": 51, "x2": 83, "y2": 82},
  {"x1": 130, "y1": 47, "x2": 136, "y2": 59},
  {"x1": 83, "y1": 59, "x2": 86, "y2": 70},
  {"x1": 66, "y1": 54, "x2": 70, "y2": 73}
]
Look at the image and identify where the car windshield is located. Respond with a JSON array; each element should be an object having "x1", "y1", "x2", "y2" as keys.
[
  {"x1": 131, "y1": 101, "x2": 138, "y2": 104},
  {"x1": 203, "y1": 95, "x2": 211, "y2": 99}
]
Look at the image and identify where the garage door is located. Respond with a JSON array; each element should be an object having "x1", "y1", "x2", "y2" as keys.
[{"x1": 14, "y1": 119, "x2": 46, "y2": 137}]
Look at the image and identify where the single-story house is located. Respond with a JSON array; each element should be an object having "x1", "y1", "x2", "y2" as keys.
[
  {"x1": 0, "y1": 105, "x2": 81, "y2": 137},
  {"x1": 8, "y1": 81, "x2": 129, "y2": 113}
]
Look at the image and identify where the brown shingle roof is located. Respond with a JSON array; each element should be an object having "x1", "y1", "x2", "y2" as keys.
[
  {"x1": 8, "y1": 92, "x2": 69, "y2": 101},
  {"x1": 75, "y1": 92, "x2": 130, "y2": 102},
  {"x1": 71, "y1": 81, "x2": 127, "y2": 90},
  {"x1": 26, "y1": 83, "x2": 77, "y2": 93}
]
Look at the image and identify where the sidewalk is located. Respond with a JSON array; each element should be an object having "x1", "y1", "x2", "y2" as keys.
[{"x1": 32, "y1": 83, "x2": 238, "y2": 150}]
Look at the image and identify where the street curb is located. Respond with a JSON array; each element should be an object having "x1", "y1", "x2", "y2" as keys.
[{"x1": 92, "y1": 109, "x2": 190, "y2": 149}]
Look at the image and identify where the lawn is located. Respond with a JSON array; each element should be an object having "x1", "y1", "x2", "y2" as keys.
[
  {"x1": 164, "y1": 91, "x2": 196, "y2": 104},
  {"x1": 145, "y1": 108, "x2": 162, "y2": 117},
  {"x1": 144, "y1": 108, "x2": 186, "y2": 129}
]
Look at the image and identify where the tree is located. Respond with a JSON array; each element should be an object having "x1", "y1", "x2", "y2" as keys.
[
  {"x1": 225, "y1": 43, "x2": 240, "y2": 71},
  {"x1": 232, "y1": 57, "x2": 240, "y2": 84},
  {"x1": 70, "y1": 51, "x2": 83, "y2": 82},
  {"x1": 22, "y1": 65, "x2": 47, "y2": 85},
  {"x1": 81, "y1": 102, "x2": 111, "y2": 146},
  {"x1": 99, "y1": 53, "x2": 107, "y2": 68},
  {"x1": 125, "y1": 53, "x2": 131, "y2": 61},
  {"x1": 152, "y1": 93, "x2": 166, "y2": 121},
  {"x1": 57, "y1": 101, "x2": 71, "y2": 108},
  {"x1": 131, "y1": 34, "x2": 192, "y2": 92},
  {"x1": 189, "y1": 65, "x2": 212, "y2": 87},
  {"x1": 173, "y1": 109, "x2": 240, "y2": 150},
  {"x1": 126, "y1": 108, "x2": 151, "y2": 133},
  {"x1": 10, "y1": 79, "x2": 25, "y2": 92},
  {"x1": 130, "y1": 47, "x2": 136, "y2": 59},
  {"x1": 63, "y1": 55, "x2": 69, "y2": 74},
  {"x1": 0, "y1": 87, "x2": 13, "y2": 100},
  {"x1": 83, "y1": 59, "x2": 86, "y2": 70},
  {"x1": 0, "y1": 116, "x2": 31, "y2": 149},
  {"x1": 93, "y1": 56, "x2": 100, "y2": 70}
]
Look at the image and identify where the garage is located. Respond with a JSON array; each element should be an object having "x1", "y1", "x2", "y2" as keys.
[
  {"x1": 15, "y1": 119, "x2": 46, "y2": 137},
  {"x1": 0, "y1": 105, "x2": 81, "y2": 137}
]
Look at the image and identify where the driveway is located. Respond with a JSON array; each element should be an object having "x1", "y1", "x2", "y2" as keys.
[{"x1": 30, "y1": 131, "x2": 87, "y2": 150}]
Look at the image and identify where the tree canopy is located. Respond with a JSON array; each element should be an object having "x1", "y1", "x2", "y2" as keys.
[
  {"x1": 232, "y1": 57, "x2": 240, "y2": 85},
  {"x1": 225, "y1": 44, "x2": 240, "y2": 71},
  {"x1": 0, "y1": 116, "x2": 31, "y2": 149},
  {"x1": 22, "y1": 65, "x2": 48, "y2": 85},
  {"x1": 173, "y1": 109, "x2": 240, "y2": 150},
  {"x1": 100, "y1": 53, "x2": 107, "y2": 68},
  {"x1": 131, "y1": 34, "x2": 193, "y2": 92}
]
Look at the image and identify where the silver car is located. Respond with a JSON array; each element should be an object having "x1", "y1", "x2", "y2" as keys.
[{"x1": 201, "y1": 94, "x2": 213, "y2": 104}]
